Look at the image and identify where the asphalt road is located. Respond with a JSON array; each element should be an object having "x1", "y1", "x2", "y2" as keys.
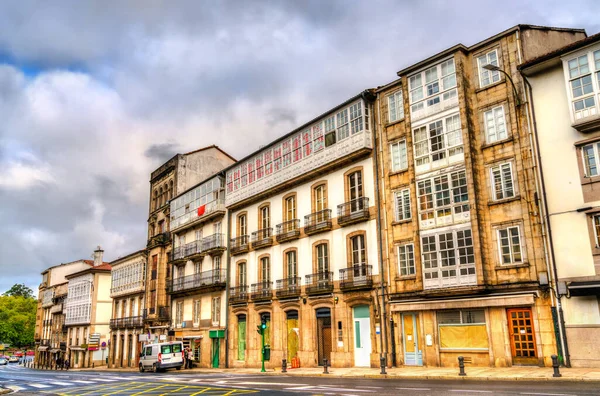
[{"x1": 1, "y1": 364, "x2": 599, "y2": 395}]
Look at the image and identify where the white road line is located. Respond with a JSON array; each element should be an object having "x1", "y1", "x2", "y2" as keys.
[
  {"x1": 49, "y1": 381, "x2": 74, "y2": 386},
  {"x1": 397, "y1": 388, "x2": 431, "y2": 391},
  {"x1": 28, "y1": 383, "x2": 51, "y2": 388},
  {"x1": 521, "y1": 393, "x2": 576, "y2": 396},
  {"x1": 92, "y1": 378, "x2": 118, "y2": 382},
  {"x1": 7, "y1": 385, "x2": 24, "y2": 391},
  {"x1": 357, "y1": 386, "x2": 382, "y2": 389},
  {"x1": 284, "y1": 386, "x2": 375, "y2": 393},
  {"x1": 71, "y1": 380, "x2": 93, "y2": 384},
  {"x1": 449, "y1": 391, "x2": 492, "y2": 394},
  {"x1": 236, "y1": 381, "x2": 309, "y2": 386}
]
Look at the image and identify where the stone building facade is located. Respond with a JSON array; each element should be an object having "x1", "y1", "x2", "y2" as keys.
[
  {"x1": 226, "y1": 92, "x2": 385, "y2": 369},
  {"x1": 145, "y1": 146, "x2": 236, "y2": 342},
  {"x1": 521, "y1": 32, "x2": 600, "y2": 367},
  {"x1": 374, "y1": 25, "x2": 585, "y2": 368},
  {"x1": 108, "y1": 249, "x2": 146, "y2": 368},
  {"x1": 168, "y1": 173, "x2": 228, "y2": 368}
]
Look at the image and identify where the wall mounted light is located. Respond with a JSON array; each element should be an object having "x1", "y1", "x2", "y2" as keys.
[{"x1": 334, "y1": 296, "x2": 339, "y2": 304}]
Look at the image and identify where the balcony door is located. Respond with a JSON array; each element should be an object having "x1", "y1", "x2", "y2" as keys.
[
  {"x1": 348, "y1": 171, "x2": 364, "y2": 212},
  {"x1": 351, "y1": 235, "x2": 367, "y2": 282},
  {"x1": 316, "y1": 243, "x2": 329, "y2": 276},
  {"x1": 238, "y1": 262, "x2": 247, "y2": 287},
  {"x1": 286, "y1": 251, "x2": 298, "y2": 286}
]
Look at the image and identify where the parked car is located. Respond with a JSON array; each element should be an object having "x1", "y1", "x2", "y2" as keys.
[
  {"x1": 139, "y1": 341, "x2": 183, "y2": 373},
  {"x1": 0, "y1": 358, "x2": 7, "y2": 365},
  {"x1": 8, "y1": 356, "x2": 19, "y2": 363}
]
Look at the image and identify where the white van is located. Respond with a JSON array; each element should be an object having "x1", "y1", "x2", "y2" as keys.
[{"x1": 139, "y1": 341, "x2": 184, "y2": 372}]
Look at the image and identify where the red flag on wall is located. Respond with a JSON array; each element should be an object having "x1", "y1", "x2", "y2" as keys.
[{"x1": 197, "y1": 205, "x2": 206, "y2": 216}]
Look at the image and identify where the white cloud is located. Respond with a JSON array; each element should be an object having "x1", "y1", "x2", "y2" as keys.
[{"x1": 0, "y1": 160, "x2": 55, "y2": 190}]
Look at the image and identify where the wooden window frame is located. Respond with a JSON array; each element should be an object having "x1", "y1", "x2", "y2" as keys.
[
  {"x1": 258, "y1": 203, "x2": 271, "y2": 230},
  {"x1": 343, "y1": 166, "x2": 365, "y2": 203},
  {"x1": 283, "y1": 247, "x2": 298, "y2": 279},
  {"x1": 346, "y1": 230, "x2": 368, "y2": 267},
  {"x1": 237, "y1": 211, "x2": 248, "y2": 237},
  {"x1": 282, "y1": 192, "x2": 297, "y2": 222},
  {"x1": 258, "y1": 254, "x2": 271, "y2": 283},
  {"x1": 312, "y1": 239, "x2": 330, "y2": 274},
  {"x1": 236, "y1": 260, "x2": 247, "y2": 287},
  {"x1": 311, "y1": 181, "x2": 329, "y2": 213}
]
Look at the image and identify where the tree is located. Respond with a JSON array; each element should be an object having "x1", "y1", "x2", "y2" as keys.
[
  {"x1": 3, "y1": 283, "x2": 34, "y2": 299},
  {"x1": 0, "y1": 295, "x2": 37, "y2": 348}
]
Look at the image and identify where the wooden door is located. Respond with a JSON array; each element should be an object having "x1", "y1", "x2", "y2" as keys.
[{"x1": 507, "y1": 308, "x2": 537, "y2": 364}]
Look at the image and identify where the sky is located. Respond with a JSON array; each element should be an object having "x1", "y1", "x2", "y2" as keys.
[{"x1": 0, "y1": 0, "x2": 599, "y2": 296}]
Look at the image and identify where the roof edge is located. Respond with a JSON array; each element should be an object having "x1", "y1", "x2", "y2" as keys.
[
  {"x1": 109, "y1": 249, "x2": 147, "y2": 265},
  {"x1": 221, "y1": 90, "x2": 375, "y2": 172}
]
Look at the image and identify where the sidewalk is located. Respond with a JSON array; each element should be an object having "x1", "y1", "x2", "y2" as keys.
[{"x1": 67, "y1": 364, "x2": 600, "y2": 382}]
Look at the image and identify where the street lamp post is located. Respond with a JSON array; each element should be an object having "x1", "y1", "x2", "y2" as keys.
[
  {"x1": 482, "y1": 64, "x2": 521, "y2": 106},
  {"x1": 256, "y1": 317, "x2": 266, "y2": 373}
]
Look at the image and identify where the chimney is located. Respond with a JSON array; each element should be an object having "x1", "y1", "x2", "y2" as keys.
[{"x1": 93, "y1": 246, "x2": 104, "y2": 267}]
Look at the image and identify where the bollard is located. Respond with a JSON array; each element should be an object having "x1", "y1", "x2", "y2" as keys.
[
  {"x1": 323, "y1": 358, "x2": 329, "y2": 374},
  {"x1": 281, "y1": 359, "x2": 287, "y2": 373},
  {"x1": 380, "y1": 356, "x2": 387, "y2": 375},
  {"x1": 551, "y1": 354, "x2": 562, "y2": 378},
  {"x1": 458, "y1": 356, "x2": 466, "y2": 376}
]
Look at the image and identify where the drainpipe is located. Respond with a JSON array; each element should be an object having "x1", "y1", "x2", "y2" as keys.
[
  {"x1": 224, "y1": 208, "x2": 232, "y2": 368},
  {"x1": 520, "y1": 71, "x2": 571, "y2": 368},
  {"x1": 365, "y1": 89, "x2": 389, "y2": 365}
]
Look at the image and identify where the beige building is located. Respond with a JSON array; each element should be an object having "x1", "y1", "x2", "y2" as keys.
[
  {"x1": 226, "y1": 92, "x2": 384, "y2": 369},
  {"x1": 168, "y1": 173, "x2": 228, "y2": 368},
  {"x1": 145, "y1": 146, "x2": 235, "y2": 342},
  {"x1": 521, "y1": 32, "x2": 600, "y2": 367},
  {"x1": 374, "y1": 25, "x2": 585, "y2": 368},
  {"x1": 35, "y1": 259, "x2": 94, "y2": 367},
  {"x1": 64, "y1": 247, "x2": 112, "y2": 368},
  {"x1": 108, "y1": 249, "x2": 147, "y2": 368}
]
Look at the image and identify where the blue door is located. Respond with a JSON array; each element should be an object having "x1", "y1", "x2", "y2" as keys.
[{"x1": 401, "y1": 313, "x2": 423, "y2": 366}]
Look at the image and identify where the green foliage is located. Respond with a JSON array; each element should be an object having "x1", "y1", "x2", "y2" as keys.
[
  {"x1": 0, "y1": 295, "x2": 37, "y2": 348},
  {"x1": 3, "y1": 283, "x2": 34, "y2": 299}
]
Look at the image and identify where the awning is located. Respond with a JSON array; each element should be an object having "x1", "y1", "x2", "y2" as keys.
[
  {"x1": 390, "y1": 292, "x2": 536, "y2": 312},
  {"x1": 37, "y1": 346, "x2": 48, "y2": 351},
  {"x1": 183, "y1": 336, "x2": 203, "y2": 339},
  {"x1": 69, "y1": 347, "x2": 85, "y2": 351},
  {"x1": 568, "y1": 281, "x2": 600, "y2": 296},
  {"x1": 49, "y1": 349, "x2": 61, "y2": 353}
]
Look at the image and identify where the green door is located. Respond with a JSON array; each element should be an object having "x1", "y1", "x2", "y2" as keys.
[
  {"x1": 238, "y1": 319, "x2": 246, "y2": 360},
  {"x1": 212, "y1": 338, "x2": 219, "y2": 368}
]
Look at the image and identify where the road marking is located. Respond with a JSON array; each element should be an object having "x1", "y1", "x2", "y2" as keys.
[
  {"x1": 71, "y1": 380, "x2": 93, "y2": 384},
  {"x1": 357, "y1": 386, "x2": 382, "y2": 389},
  {"x1": 236, "y1": 381, "x2": 309, "y2": 386},
  {"x1": 397, "y1": 388, "x2": 431, "y2": 391},
  {"x1": 49, "y1": 381, "x2": 74, "y2": 386},
  {"x1": 521, "y1": 393, "x2": 576, "y2": 396},
  {"x1": 449, "y1": 391, "x2": 492, "y2": 394},
  {"x1": 92, "y1": 377, "x2": 119, "y2": 382},
  {"x1": 28, "y1": 383, "x2": 51, "y2": 388}
]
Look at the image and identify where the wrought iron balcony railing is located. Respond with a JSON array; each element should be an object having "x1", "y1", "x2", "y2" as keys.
[
  {"x1": 339, "y1": 264, "x2": 373, "y2": 291},
  {"x1": 230, "y1": 235, "x2": 249, "y2": 255},
  {"x1": 251, "y1": 281, "x2": 273, "y2": 301},
  {"x1": 229, "y1": 285, "x2": 249, "y2": 304},
  {"x1": 201, "y1": 233, "x2": 226, "y2": 254},
  {"x1": 173, "y1": 240, "x2": 202, "y2": 261},
  {"x1": 305, "y1": 271, "x2": 334, "y2": 295},
  {"x1": 167, "y1": 269, "x2": 227, "y2": 294},
  {"x1": 337, "y1": 197, "x2": 370, "y2": 225},
  {"x1": 276, "y1": 219, "x2": 301, "y2": 243},
  {"x1": 43, "y1": 319, "x2": 53, "y2": 327},
  {"x1": 158, "y1": 305, "x2": 170, "y2": 321},
  {"x1": 147, "y1": 232, "x2": 170, "y2": 248},
  {"x1": 275, "y1": 277, "x2": 301, "y2": 298},
  {"x1": 251, "y1": 228, "x2": 273, "y2": 249},
  {"x1": 109, "y1": 315, "x2": 145, "y2": 330},
  {"x1": 304, "y1": 209, "x2": 332, "y2": 235}
]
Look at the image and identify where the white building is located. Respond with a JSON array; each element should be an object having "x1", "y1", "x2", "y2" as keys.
[
  {"x1": 522, "y1": 32, "x2": 600, "y2": 367},
  {"x1": 226, "y1": 91, "x2": 383, "y2": 369},
  {"x1": 168, "y1": 173, "x2": 228, "y2": 368},
  {"x1": 108, "y1": 249, "x2": 146, "y2": 368},
  {"x1": 64, "y1": 247, "x2": 112, "y2": 368}
]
